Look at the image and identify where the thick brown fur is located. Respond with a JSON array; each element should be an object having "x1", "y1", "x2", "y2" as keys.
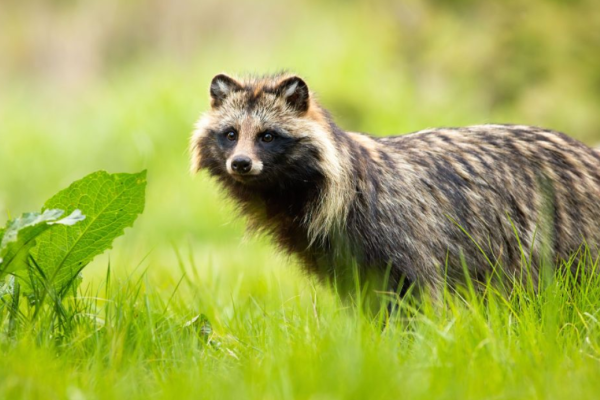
[{"x1": 191, "y1": 72, "x2": 600, "y2": 296}]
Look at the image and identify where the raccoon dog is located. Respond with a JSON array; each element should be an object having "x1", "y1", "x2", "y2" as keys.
[{"x1": 191, "y1": 73, "x2": 600, "y2": 296}]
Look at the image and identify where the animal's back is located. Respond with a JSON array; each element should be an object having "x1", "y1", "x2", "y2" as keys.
[{"x1": 346, "y1": 124, "x2": 600, "y2": 289}]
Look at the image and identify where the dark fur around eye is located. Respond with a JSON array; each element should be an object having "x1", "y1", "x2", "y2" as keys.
[
  {"x1": 216, "y1": 128, "x2": 238, "y2": 149},
  {"x1": 226, "y1": 131, "x2": 237, "y2": 141},
  {"x1": 257, "y1": 135, "x2": 301, "y2": 161},
  {"x1": 260, "y1": 130, "x2": 278, "y2": 143}
]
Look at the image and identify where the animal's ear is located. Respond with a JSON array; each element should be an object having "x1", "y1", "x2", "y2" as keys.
[
  {"x1": 210, "y1": 74, "x2": 242, "y2": 107},
  {"x1": 276, "y1": 76, "x2": 310, "y2": 113}
]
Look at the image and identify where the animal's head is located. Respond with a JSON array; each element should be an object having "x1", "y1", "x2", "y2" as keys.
[
  {"x1": 191, "y1": 73, "x2": 343, "y2": 189},
  {"x1": 191, "y1": 73, "x2": 355, "y2": 242}
]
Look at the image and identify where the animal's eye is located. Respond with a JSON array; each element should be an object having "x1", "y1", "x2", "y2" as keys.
[
  {"x1": 226, "y1": 131, "x2": 237, "y2": 141},
  {"x1": 261, "y1": 132, "x2": 275, "y2": 143}
]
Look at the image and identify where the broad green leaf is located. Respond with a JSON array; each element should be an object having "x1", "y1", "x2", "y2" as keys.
[
  {"x1": 30, "y1": 171, "x2": 146, "y2": 292},
  {"x1": 0, "y1": 209, "x2": 85, "y2": 279},
  {"x1": 1, "y1": 209, "x2": 63, "y2": 249}
]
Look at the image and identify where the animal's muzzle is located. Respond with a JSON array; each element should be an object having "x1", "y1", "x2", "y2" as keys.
[{"x1": 231, "y1": 156, "x2": 253, "y2": 174}]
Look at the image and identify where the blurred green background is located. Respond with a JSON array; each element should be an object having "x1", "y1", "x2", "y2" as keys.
[{"x1": 1, "y1": 0, "x2": 599, "y2": 281}]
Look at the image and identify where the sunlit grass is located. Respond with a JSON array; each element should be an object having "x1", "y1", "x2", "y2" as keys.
[{"x1": 1, "y1": 246, "x2": 600, "y2": 400}]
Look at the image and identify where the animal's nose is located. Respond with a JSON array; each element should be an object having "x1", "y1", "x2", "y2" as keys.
[{"x1": 231, "y1": 156, "x2": 252, "y2": 174}]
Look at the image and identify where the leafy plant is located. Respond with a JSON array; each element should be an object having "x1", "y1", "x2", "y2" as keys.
[
  {"x1": 0, "y1": 170, "x2": 146, "y2": 309},
  {"x1": 0, "y1": 209, "x2": 85, "y2": 281}
]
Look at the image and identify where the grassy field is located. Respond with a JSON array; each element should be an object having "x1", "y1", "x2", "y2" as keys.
[
  {"x1": 4, "y1": 247, "x2": 600, "y2": 400},
  {"x1": 1, "y1": 0, "x2": 600, "y2": 399}
]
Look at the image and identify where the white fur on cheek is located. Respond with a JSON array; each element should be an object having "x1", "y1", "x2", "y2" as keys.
[{"x1": 249, "y1": 160, "x2": 263, "y2": 175}]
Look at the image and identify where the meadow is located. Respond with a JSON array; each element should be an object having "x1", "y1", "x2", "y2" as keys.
[{"x1": 1, "y1": 0, "x2": 600, "y2": 398}]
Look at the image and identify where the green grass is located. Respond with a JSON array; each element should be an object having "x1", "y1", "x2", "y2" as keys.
[{"x1": 2, "y1": 247, "x2": 600, "y2": 400}]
